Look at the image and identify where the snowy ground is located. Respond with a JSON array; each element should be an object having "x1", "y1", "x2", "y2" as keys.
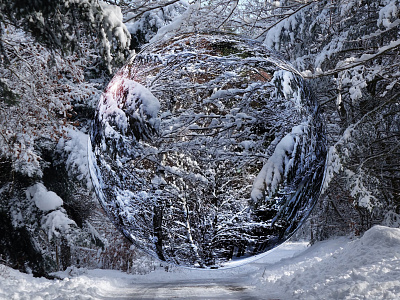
[{"x1": 1, "y1": 225, "x2": 400, "y2": 299}]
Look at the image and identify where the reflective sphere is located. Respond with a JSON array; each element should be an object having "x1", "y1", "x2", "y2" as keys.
[{"x1": 89, "y1": 33, "x2": 326, "y2": 268}]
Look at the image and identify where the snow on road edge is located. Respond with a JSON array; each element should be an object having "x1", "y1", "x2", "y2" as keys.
[{"x1": 0, "y1": 225, "x2": 399, "y2": 299}]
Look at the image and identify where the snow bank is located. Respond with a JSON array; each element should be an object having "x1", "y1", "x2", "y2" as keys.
[
  {"x1": 0, "y1": 226, "x2": 399, "y2": 299},
  {"x1": 259, "y1": 225, "x2": 400, "y2": 299},
  {"x1": 26, "y1": 183, "x2": 63, "y2": 212}
]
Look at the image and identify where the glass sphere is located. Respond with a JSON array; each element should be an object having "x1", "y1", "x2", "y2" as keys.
[{"x1": 89, "y1": 33, "x2": 326, "y2": 268}]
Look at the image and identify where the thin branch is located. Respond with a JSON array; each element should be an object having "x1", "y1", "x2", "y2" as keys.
[
  {"x1": 217, "y1": 0, "x2": 239, "y2": 30},
  {"x1": 123, "y1": 0, "x2": 182, "y2": 23},
  {"x1": 255, "y1": 1, "x2": 315, "y2": 39},
  {"x1": 306, "y1": 40, "x2": 400, "y2": 79}
]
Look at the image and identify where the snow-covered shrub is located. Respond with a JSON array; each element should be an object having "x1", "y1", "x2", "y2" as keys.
[{"x1": 0, "y1": 23, "x2": 102, "y2": 178}]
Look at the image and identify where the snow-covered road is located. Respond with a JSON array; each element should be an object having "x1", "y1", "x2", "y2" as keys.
[
  {"x1": 104, "y1": 279, "x2": 255, "y2": 299},
  {"x1": 1, "y1": 226, "x2": 400, "y2": 299},
  {"x1": 93, "y1": 242, "x2": 307, "y2": 299}
]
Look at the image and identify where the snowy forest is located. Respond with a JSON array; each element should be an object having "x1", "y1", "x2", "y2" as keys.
[{"x1": 0, "y1": 0, "x2": 399, "y2": 290}]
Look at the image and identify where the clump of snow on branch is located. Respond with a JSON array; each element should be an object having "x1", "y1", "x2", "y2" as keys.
[
  {"x1": 321, "y1": 124, "x2": 379, "y2": 211},
  {"x1": 57, "y1": 127, "x2": 92, "y2": 189},
  {"x1": 320, "y1": 125, "x2": 356, "y2": 195},
  {"x1": 150, "y1": 2, "x2": 199, "y2": 43},
  {"x1": 26, "y1": 183, "x2": 64, "y2": 212},
  {"x1": 26, "y1": 183, "x2": 76, "y2": 240},
  {"x1": 272, "y1": 70, "x2": 305, "y2": 111},
  {"x1": 345, "y1": 169, "x2": 379, "y2": 212},
  {"x1": 251, "y1": 124, "x2": 304, "y2": 201},
  {"x1": 149, "y1": 1, "x2": 243, "y2": 43},
  {"x1": 42, "y1": 210, "x2": 76, "y2": 241},
  {"x1": 99, "y1": 1, "x2": 131, "y2": 72},
  {"x1": 314, "y1": 32, "x2": 348, "y2": 71},
  {"x1": 100, "y1": 2, "x2": 130, "y2": 49},
  {"x1": 263, "y1": 8, "x2": 303, "y2": 52},
  {"x1": 378, "y1": 0, "x2": 399, "y2": 28},
  {"x1": 98, "y1": 76, "x2": 160, "y2": 138},
  {"x1": 125, "y1": 1, "x2": 187, "y2": 48},
  {"x1": 339, "y1": 66, "x2": 367, "y2": 102}
]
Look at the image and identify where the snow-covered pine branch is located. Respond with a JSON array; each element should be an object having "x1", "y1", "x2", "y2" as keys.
[{"x1": 251, "y1": 124, "x2": 305, "y2": 201}]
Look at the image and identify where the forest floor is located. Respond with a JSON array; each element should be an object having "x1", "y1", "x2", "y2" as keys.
[{"x1": 1, "y1": 225, "x2": 400, "y2": 299}]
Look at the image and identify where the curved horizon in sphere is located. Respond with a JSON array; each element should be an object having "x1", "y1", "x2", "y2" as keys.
[{"x1": 88, "y1": 32, "x2": 326, "y2": 268}]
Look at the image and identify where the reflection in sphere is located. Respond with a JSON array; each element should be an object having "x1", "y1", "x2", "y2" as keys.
[{"x1": 89, "y1": 33, "x2": 326, "y2": 268}]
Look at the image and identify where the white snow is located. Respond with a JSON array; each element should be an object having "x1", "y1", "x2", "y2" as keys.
[
  {"x1": 99, "y1": 76, "x2": 160, "y2": 135},
  {"x1": 125, "y1": 1, "x2": 186, "y2": 44},
  {"x1": 57, "y1": 127, "x2": 92, "y2": 190},
  {"x1": 41, "y1": 210, "x2": 77, "y2": 241},
  {"x1": 149, "y1": 1, "x2": 198, "y2": 43},
  {"x1": 98, "y1": 1, "x2": 131, "y2": 72},
  {"x1": 378, "y1": 0, "x2": 399, "y2": 28},
  {"x1": 127, "y1": 80, "x2": 160, "y2": 120},
  {"x1": 99, "y1": 1, "x2": 130, "y2": 49},
  {"x1": 251, "y1": 124, "x2": 304, "y2": 200},
  {"x1": 25, "y1": 183, "x2": 77, "y2": 240},
  {"x1": 1, "y1": 225, "x2": 399, "y2": 299},
  {"x1": 26, "y1": 183, "x2": 63, "y2": 212}
]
